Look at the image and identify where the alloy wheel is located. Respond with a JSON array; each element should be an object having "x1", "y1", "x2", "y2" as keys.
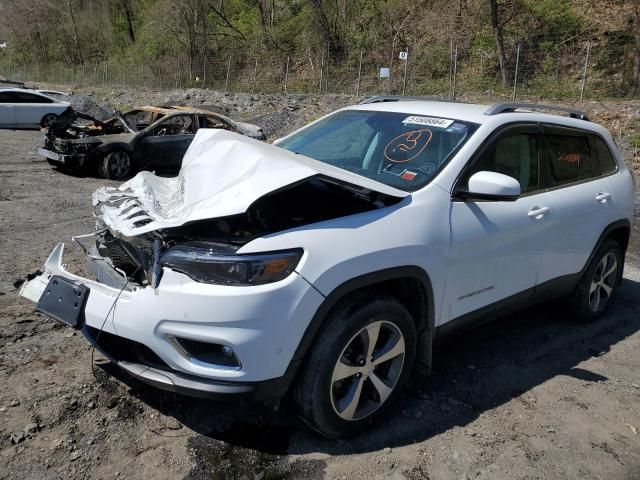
[
  {"x1": 589, "y1": 252, "x2": 618, "y2": 312},
  {"x1": 108, "y1": 152, "x2": 130, "y2": 179},
  {"x1": 330, "y1": 320, "x2": 405, "y2": 421}
]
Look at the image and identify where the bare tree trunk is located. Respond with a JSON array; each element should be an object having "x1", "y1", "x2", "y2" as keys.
[
  {"x1": 67, "y1": 0, "x2": 84, "y2": 66},
  {"x1": 489, "y1": 0, "x2": 508, "y2": 86},
  {"x1": 122, "y1": 0, "x2": 136, "y2": 43},
  {"x1": 633, "y1": 0, "x2": 640, "y2": 93}
]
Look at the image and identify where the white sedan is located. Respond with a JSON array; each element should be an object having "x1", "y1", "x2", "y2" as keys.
[{"x1": 0, "y1": 88, "x2": 70, "y2": 129}]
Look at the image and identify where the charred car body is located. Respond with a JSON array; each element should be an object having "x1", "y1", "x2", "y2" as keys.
[{"x1": 39, "y1": 105, "x2": 265, "y2": 179}]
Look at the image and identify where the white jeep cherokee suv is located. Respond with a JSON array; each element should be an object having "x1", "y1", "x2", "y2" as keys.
[{"x1": 20, "y1": 99, "x2": 635, "y2": 437}]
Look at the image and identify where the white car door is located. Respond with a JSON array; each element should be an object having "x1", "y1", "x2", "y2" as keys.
[
  {"x1": 14, "y1": 91, "x2": 57, "y2": 126},
  {"x1": 0, "y1": 91, "x2": 17, "y2": 126},
  {"x1": 535, "y1": 125, "x2": 618, "y2": 284},
  {"x1": 445, "y1": 124, "x2": 555, "y2": 324}
]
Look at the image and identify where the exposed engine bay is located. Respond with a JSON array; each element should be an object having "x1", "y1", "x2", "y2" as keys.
[{"x1": 92, "y1": 175, "x2": 401, "y2": 288}]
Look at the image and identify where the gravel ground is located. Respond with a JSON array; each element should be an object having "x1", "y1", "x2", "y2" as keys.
[{"x1": 0, "y1": 92, "x2": 639, "y2": 480}]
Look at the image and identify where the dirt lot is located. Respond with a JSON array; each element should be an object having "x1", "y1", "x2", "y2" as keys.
[{"x1": 0, "y1": 97, "x2": 639, "y2": 480}]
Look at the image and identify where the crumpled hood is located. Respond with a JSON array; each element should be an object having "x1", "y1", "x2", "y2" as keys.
[
  {"x1": 232, "y1": 121, "x2": 265, "y2": 139},
  {"x1": 73, "y1": 132, "x2": 136, "y2": 144},
  {"x1": 93, "y1": 129, "x2": 407, "y2": 237}
]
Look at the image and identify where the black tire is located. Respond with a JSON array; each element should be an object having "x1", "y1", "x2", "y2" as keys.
[
  {"x1": 568, "y1": 238, "x2": 623, "y2": 322},
  {"x1": 294, "y1": 294, "x2": 416, "y2": 438},
  {"x1": 40, "y1": 113, "x2": 58, "y2": 128},
  {"x1": 99, "y1": 151, "x2": 133, "y2": 180}
]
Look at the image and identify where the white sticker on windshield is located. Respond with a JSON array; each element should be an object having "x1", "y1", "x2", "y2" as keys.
[{"x1": 402, "y1": 116, "x2": 454, "y2": 128}]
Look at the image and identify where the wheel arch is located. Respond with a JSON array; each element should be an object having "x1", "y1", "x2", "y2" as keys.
[
  {"x1": 95, "y1": 142, "x2": 135, "y2": 156},
  {"x1": 283, "y1": 266, "x2": 435, "y2": 393},
  {"x1": 582, "y1": 219, "x2": 630, "y2": 284},
  {"x1": 40, "y1": 112, "x2": 58, "y2": 128}
]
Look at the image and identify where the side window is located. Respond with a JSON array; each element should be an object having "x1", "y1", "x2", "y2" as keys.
[
  {"x1": 0, "y1": 92, "x2": 14, "y2": 103},
  {"x1": 16, "y1": 92, "x2": 52, "y2": 103},
  {"x1": 199, "y1": 115, "x2": 230, "y2": 130},
  {"x1": 545, "y1": 134, "x2": 595, "y2": 186},
  {"x1": 467, "y1": 133, "x2": 540, "y2": 194},
  {"x1": 592, "y1": 136, "x2": 618, "y2": 175},
  {"x1": 150, "y1": 115, "x2": 195, "y2": 136},
  {"x1": 124, "y1": 110, "x2": 153, "y2": 128}
]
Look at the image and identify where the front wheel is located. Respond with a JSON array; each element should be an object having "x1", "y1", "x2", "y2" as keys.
[
  {"x1": 99, "y1": 151, "x2": 133, "y2": 180},
  {"x1": 40, "y1": 113, "x2": 58, "y2": 128},
  {"x1": 294, "y1": 295, "x2": 416, "y2": 437},
  {"x1": 568, "y1": 238, "x2": 623, "y2": 322}
]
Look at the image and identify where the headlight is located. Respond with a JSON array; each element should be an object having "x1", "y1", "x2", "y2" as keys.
[{"x1": 160, "y1": 242, "x2": 302, "y2": 286}]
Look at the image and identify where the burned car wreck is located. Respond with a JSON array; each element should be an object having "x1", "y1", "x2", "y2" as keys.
[
  {"x1": 21, "y1": 129, "x2": 405, "y2": 404},
  {"x1": 39, "y1": 105, "x2": 266, "y2": 179}
]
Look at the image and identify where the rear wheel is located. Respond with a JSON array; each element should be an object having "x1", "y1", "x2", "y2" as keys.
[
  {"x1": 99, "y1": 151, "x2": 132, "y2": 180},
  {"x1": 294, "y1": 295, "x2": 416, "y2": 437},
  {"x1": 569, "y1": 238, "x2": 622, "y2": 322}
]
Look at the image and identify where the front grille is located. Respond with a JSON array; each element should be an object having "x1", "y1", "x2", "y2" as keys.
[
  {"x1": 85, "y1": 326, "x2": 171, "y2": 372},
  {"x1": 97, "y1": 233, "x2": 155, "y2": 282}
]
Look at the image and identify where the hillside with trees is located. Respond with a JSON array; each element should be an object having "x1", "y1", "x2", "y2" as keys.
[{"x1": 0, "y1": 0, "x2": 639, "y2": 98}]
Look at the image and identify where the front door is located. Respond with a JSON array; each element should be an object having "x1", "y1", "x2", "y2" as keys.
[
  {"x1": 445, "y1": 124, "x2": 555, "y2": 323},
  {"x1": 138, "y1": 114, "x2": 196, "y2": 172}
]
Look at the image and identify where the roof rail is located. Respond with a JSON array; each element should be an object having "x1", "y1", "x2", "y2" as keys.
[
  {"x1": 359, "y1": 95, "x2": 456, "y2": 105},
  {"x1": 484, "y1": 102, "x2": 589, "y2": 121}
]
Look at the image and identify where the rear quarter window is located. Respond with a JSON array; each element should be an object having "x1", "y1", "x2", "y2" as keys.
[
  {"x1": 592, "y1": 136, "x2": 618, "y2": 175},
  {"x1": 546, "y1": 134, "x2": 595, "y2": 186}
]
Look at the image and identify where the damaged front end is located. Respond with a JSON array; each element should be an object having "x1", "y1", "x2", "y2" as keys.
[
  {"x1": 20, "y1": 129, "x2": 409, "y2": 397},
  {"x1": 39, "y1": 108, "x2": 135, "y2": 170},
  {"x1": 90, "y1": 173, "x2": 400, "y2": 290}
]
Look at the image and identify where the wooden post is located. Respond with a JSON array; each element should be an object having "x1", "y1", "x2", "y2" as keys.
[
  {"x1": 402, "y1": 47, "x2": 409, "y2": 95},
  {"x1": 356, "y1": 49, "x2": 363, "y2": 97},
  {"x1": 224, "y1": 56, "x2": 231, "y2": 92},
  {"x1": 284, "y1": 55, "x2": 290, "y2": 93},
  {"x1": 251, "y1": 58, "x2": 258, "y2": 94},
  {"x1": 511, "y1": 44, "x2": 521, "y2": 102},
  {"x1": 452, "y1": 45, "x2": 458, "y2": 100},
  {"x1": 580, "y1": 42, "x2": 591, "y2": 102}
]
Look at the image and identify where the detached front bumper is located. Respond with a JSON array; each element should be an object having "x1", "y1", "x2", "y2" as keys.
[
  {"x1": 21, "y1": 243, "x2": 325, "y2": 399},
  {"x1": 38, "y1": 148, "x2": 71, "y2": 164}
]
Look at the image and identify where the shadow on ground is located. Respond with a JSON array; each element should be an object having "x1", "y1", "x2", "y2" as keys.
[{"x1": 99, "y1": 277, "x2": 640, "y2": 464}]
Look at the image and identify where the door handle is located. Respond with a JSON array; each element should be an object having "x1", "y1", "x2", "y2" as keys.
[
  {"x1": 595, "y1": 192, "x2": 611, "y2": 203},
  {"x1": 528, "y1": 206, "x2": 550, "y2": 219}
]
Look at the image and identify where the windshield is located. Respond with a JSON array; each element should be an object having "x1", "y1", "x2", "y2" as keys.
[{"x1": 278, "y1": 110, "x2": 478, "y2": 192}]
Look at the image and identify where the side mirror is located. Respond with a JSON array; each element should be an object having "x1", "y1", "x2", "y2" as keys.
[{"x1": 456, "y1": 171, "x2": 521, "y2": 202}]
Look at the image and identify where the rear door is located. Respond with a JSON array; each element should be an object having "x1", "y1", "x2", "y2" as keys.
[
  {"x1": 0, "y1": 91, "x2": 17, "y2": 126},
  {"x1": 446, "y1": 124, "x2": 555, "y2": 321},
  {"x1": 536, "y1": 124, "x2": 615, "y2": 284},
  {"x1": 13, "y1": 91, "x2": 55, "y2": 126}
]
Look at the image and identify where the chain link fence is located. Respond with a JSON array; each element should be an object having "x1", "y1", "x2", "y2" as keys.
[{"x1": 1, "y1": 38, "x2": 638, "y2": 102}]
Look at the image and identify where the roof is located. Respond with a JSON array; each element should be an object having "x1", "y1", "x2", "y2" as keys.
[
  {"x1": 348, "y1": 100, "x2": 491, "y2": 124},
  {"x1": 0, "y1": 87, "x2": 40, "y2": 93},
  {"x1": 135, "y1": 105, "x2": 226, "y2": 116},
  {"x1": 348, "y1": 98, "x2": 595, "y2": 128}
]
